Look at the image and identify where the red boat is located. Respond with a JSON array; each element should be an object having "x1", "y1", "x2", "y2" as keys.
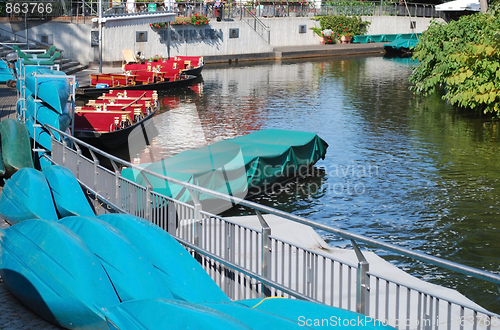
[
  {"x1": 124, "y1": 55, "x2": 204, "y2": 77},
  {"x1": 73, "y1": 90, "x2": 159, "y2": 149},
  {"x1": 76, "y1": 52, "x2": 203, "y2": 96},
  {"x1": 120, "y1": 50, "x2": 204, "y2": 77}
]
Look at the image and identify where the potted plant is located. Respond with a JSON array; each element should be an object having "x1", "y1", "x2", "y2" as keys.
[
  {"x1": 311, "y1": 15, "x2": 369, "y2": 45},
  {"x1": 340, "y1": 31, "x2": 353, "y2": 44}
]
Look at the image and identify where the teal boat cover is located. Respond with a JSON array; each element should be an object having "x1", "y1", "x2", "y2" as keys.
[
  {"x1": 121, "y1": 129, "x2": 328, "y2": 211},
  {"x1": 383, "y1": 38, "x2": 419, "y2": 52},
  {"x1": 0, "y1": 119, "x2": 34, "y2": 178}
]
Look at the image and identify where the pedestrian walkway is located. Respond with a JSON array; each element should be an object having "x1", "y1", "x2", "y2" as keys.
[{"x1": 0, "y1": 85, "x2": 18, "y2": 121}]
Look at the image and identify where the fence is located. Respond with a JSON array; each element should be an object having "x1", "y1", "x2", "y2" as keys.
[
  {"x1": 48, "y1": 125, "x2": 500, "y2": 329},
  {"x1": 0, "y1": 0, "x2": 441, "y2": 19}
]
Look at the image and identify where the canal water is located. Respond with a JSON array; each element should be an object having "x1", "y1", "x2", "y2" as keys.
[{"x1": 141, "y1": 55, "x2": 500, "y2": 312}]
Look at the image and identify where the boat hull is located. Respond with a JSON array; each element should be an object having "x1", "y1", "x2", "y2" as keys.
[
  {"x1": 0, "y1": 220, "x2": 119, "y2": 329},
  {"x1": 0, "y1": 119, "x2": 34, "y2": 178},
  {"x1": 102, "y1": 299, "x2": 253, "y2": 330},
  {"x1": 42, "y1": 165, "x2": 95, "y2": 218},
  {"x1": 76, "y1": 75, "x2": 198, "y2": 96},
  {"x1": 73, "y1": 107, "x2": 158, "y2": 149},
  {"x1": 24, "y1": 68, "x2": 69, "y2": 114},
  {"x1": 98, "y1": 213, "x2": 230, "y2": 304},
  {"x1": 59, "y1": 216, "x2": 174, "y2": 302},
  {"x1": 236, "y1": 298, "x2": 396, "y2": 329},
  {"x1": 0, "y1": 168, "x2": 58, "y2": 224}
]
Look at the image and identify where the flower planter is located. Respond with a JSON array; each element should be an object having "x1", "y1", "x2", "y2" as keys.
[
  {"x1": 318, "y1": 36, "x2": 325, "y2": 45},
  {"x1": 341, "y1": 35, "x2": 352, "y2": 44}
]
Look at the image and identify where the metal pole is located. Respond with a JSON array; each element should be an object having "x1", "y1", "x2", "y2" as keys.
[
  {"x1": 256, "y1": 210, "x2": 271, "y2": 297},
  {"x1": 188, "y1": 189, "x2": 203, "y2": 248},
  {"x1": 167, "y1": 22, "x2": 171, "y2": 59},
  {"x1": 98, "y1": 0, "x2": 103, "y2": 73},
  {"x1": 357, "y1": 261, "x2": 370, "y2": 315}
]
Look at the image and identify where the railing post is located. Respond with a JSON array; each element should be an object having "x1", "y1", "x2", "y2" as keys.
[
  {"x1": 109, "y1": 159, "x2": 120, "y2": 206},
  {"x1": 167, "y1": 199, "x2": 177, "y2": 235},
  {"x1": 139, "y1": 171, "x2": 153, "y2": 221},
  {"x1": 87, "y1": 148, "x2": 100, "y2": 211},
  {"x1": 352, "y1": 240, "x2": 370, "y2": 315},
  {"x1": 256, "y1": 210, "x2": 271, "y2": 297},
  {"x1": 74, "y1": 142, "x2": 82, "y2": 180},
  {"x1": 188, "y1": 189, "x2": 203, "y2": 248},
  {"x1": 357, "y1": 261, "x2": 370, "y2": 315}
]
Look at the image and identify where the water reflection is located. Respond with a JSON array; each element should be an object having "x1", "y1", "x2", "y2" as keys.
[{"x1": 141, "y1": 56, "x2": 499, "y2": 311}]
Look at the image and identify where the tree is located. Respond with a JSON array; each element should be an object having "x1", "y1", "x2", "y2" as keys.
[{"x1": 409, "y1": 7, "x2": 500, "y2": 115}]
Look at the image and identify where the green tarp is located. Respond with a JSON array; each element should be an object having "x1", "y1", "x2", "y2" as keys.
[{"x1": 121, "y1": 129, "x2": 328, "y2": 212}]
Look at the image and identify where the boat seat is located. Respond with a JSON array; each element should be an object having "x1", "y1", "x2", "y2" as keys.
[
  {"x1": 22, "y1": 52, "x2": 61, "y2": 66},
  {"x1": 36, "y1": 46, "x2": 57, "y2": 59}
]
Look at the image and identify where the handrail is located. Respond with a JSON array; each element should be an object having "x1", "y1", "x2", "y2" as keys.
[
  {"x1": 44, "y1": 123, "x2": 500, "y2": 289},
  {"x1": 242, "y1": 6, "x2": 270, "y2": 44}
]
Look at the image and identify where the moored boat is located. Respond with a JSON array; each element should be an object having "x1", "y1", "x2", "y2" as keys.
[
  {"x1": 0, "y1": 219, "x2": 120, "y2": 329},
  {"x1": 76, "y1": 72, "x2": 197, "y2": 96},
  {"x1": 24, "y1": 68, "x2": 70, "y2": 114},
  {"x1": 383, "y1": 37, "x2": 419, "y2": 57},
  {"x1": 0, "y1": 168, "x2": 58, "y2": 224},
  {"x1": 42, "y1": 165, "x2": 95, "y2": 218},
  {"x1": 122, "y1": 50, "x2": 204, "y2": 77},
  {"x1": 73, "y1": 89, "x2": 159, "y2": 149},
  {"x1": 121, "y1": 129, "x2": 329, "y2": 212},
  {"x1": 0, "y1": 119, "x2": 34, "y2": 178}
]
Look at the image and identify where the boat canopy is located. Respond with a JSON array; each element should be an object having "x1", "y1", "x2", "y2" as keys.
[
  {"x1": 435, "y1": 0, "x2": 481, "y2": 11},
  {"x1": 121, "y1": 129, "x2": 328, "y2": 212}
]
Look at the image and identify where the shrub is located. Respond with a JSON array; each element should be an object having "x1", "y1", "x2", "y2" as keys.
[
  {"x1": 312, "y1": 15, "x2": 369, "y2": 41},
  {"x1": 409, "y1": 12, "x2": 500, "y2": 115}
]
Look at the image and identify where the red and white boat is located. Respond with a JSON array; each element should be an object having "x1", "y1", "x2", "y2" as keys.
[
  {"x1": 76, "y1": 52, "x2": 203, "y2": 96},
  {"x1": 73, "y1": 90, "x2": 159, "y2": 149}
]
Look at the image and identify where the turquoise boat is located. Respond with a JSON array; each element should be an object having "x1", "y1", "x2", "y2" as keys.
[
  {"x1": 121, "y1": 129, "x2": 328, "y2": 212},
  {"x1": 42, "y1": 165, "x2": 95, "y2": 218},
  {"x1": 383, "y1": 38, "x2": 419, "y2": 57},
  {"x1": 58, "y1": 216, "x2": 174, "y2": 302},
  {"x1": 25, "y1": 94, "x2": 62, "y2": 141},
  {"x1": 102, "y1": 299, "x2": 254, "y2": 330},
  {"x1": 0, "y1": 220, "x2": 119, "y2": 329},
  {"x1": 98, "y1": 213, "x2": 231, "y2": 304},
  {"x1": 0, "y1": 168, "x2": 58, "y2": 224},
  {"x1": 236, "y1": 298, "x2": 396, "y2": 329},
  {"x1": 24, "y1": 68, "x2": 70, "y2": 114},
  {"x1": 98, "y1": 215, "x2": 395, "y2": 329},
  {"x1": 0, "y1": 119, "x2": 34, "y2": 178},
  {"x1": 0, "y1": 59, "x2": 14, "y2": 83}
]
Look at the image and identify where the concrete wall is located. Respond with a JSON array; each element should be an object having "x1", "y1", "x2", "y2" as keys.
[
  {"x1": 362, "y1": 16, "x2": 442, "y2": 35},
  {"x1": 0, "y1": 16, "x2": 444, "y2": 64}
]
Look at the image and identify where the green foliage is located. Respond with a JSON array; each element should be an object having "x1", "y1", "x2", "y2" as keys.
[
  {"x1": 312, "y1": 15, "x2": 369, "y2": 40},
  {"x1": 191, "y1": 13, "x2": 210, "y2": 25},
  {"x1": 409, "y1": 12, "x2": 500, "y2": 115}
]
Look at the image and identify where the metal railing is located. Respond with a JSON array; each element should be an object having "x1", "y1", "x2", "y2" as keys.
[
  {"x1": 0, "y1": 0, "x2": 441, "y2": 19},
  {"x1": 47, "y1": 125, "x2": 500, "y2": 329},
  {"x1": 241, "y1": 5, "x2": 270, "y2": 43}
]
